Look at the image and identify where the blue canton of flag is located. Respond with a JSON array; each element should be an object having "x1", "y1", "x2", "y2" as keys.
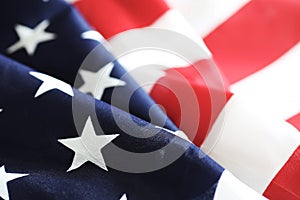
[{"x1": 0, "y1": 0, "x2": 176, "y2": 131}]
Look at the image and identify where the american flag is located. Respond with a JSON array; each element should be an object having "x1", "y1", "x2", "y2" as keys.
[
  {"x1": 0, "y1": 0, "x2": 295, "y2": 199},
  {"x1": 72, "y1": 0, "x2": 300, "y2": 199}
]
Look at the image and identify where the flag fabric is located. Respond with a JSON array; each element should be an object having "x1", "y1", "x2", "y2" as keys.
[
  {"x1": 0, "y1": 52, "x2": 224, "y2": 199},
  {"x1": 167, "y1": 1, "x2": 300, "y2": 199},
  {"x1": 72, "y1": 0, "x2": 300, "y2": 199},
  {"x1": 73, "y1": 0, "x2": 233, "y2": 147},
  {"x1": 0, "y1": 0, "x2": 267, "y2": 200},
  {"x1": 0, "y1": 0, "x2": 177, "y2": 132}
]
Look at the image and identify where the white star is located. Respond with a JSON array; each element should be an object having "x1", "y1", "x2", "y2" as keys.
[
  {"x1": 120, "y1": 194, "x2": 128, "y2": 200},
  {"x1": 0, "y1": 109, "x2": 2, "y2": 113},
  {"x1": 155, "y1": 126, "x2": 191, "y2": 142},
  {"x1": 0, "y1": 166, "x2": 28, "y2": 200},
  {"x1": 7, "y1": 20, "x2": 56, "y2": 56},
  {"x1": 58, "y1": 117, "x2": 119, "y2": 172},
  {"x1": 81, "y1": 30, "x2": 104, "y2": 42},
  {"x1": 79, "y1": 62, "x2": 126, "y2": 100},
  {"x1": 30, "y1": 71, "x2": 74, "y2": 98}
]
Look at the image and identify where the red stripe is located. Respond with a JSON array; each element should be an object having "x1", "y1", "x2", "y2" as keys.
[
  {"x1": 287, "y1": 113, "x2": 300, "y2": 132},
  {"x1": 150, "y1": 60, "x2": 231, "y2": 146},
  {"x1": 74, "y1": 0, "x2": 169, "y2": 39},
  {"x1": 264, "y1": 146, "x2": 300, "y2": 200},
  {"x1": 204, "y1": 0, "x2": 300, "y2": 84}
]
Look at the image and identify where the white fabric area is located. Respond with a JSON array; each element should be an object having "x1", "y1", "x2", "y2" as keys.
[
  {"x1": 201, "y1": 95, "x2": 300, "y2": 193},
  {"x1": 164, "y1": 0, "x2": 250, "y2": 37},
  {"x1": 214, "y1": 170, "x2": 267, "y2": 200},
  {"x1": 108, "y1": 9, "x2": 211, "y2": 93},
  {"x1": 231, "y1": 42, "x2": 300, "y2": 121}
]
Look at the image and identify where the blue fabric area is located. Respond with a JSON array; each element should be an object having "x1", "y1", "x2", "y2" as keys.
[
  {"x1": 0, "y1": 53, "x2": 223, "y2": 199},
  {"x1": 0, "y1": 0, "x2": 176, "y2": 131}
]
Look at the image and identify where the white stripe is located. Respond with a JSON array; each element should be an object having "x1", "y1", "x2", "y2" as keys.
[
  {"x1": 231, "y1": 42, "x2": 300, "y2": 121},
  {"x1": 201, "y1": 95, "x2": 300, "y2": 193},
  {"x1": 109, "y1": 9, "x2": 211, "y2": 93},
  {"x1": 64, "y1": 0, "x2": 80, "y2": 3},
  {"x1": 214, "y1": 170, "x2": 267, "y2": 200},
  {"x1": 150, "y1": 9, "x2": 211, "y2": 56},
  {"x1": 164, "y1": 0, "x2": 250, "y2": 37},
  {"x1": 109, "y1": 9, "x2": 211, "y2": 63},
  {"x1": 109, "y1": 49, "x2": 187, "y2": 93}
]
